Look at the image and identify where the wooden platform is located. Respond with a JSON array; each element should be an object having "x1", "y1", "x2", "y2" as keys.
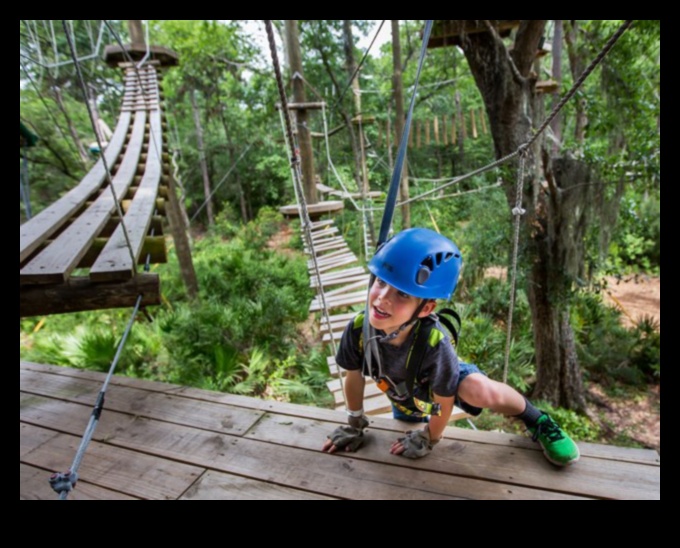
[
  {"x1": 279, "y1": 201, "x2": 344, "y2": 219},
  {"x1": 20, "y1": 361, "x2": 660, "y2": 500}
]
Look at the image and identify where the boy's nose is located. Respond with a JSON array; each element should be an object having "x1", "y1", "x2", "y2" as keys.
[{"x1": 377, "y1": 284, "x2": 393, "y2": 301}]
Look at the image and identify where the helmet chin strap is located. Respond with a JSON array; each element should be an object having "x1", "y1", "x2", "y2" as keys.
[{"x1": 378, "y1": 299, "x2": 429, "y2": 343}]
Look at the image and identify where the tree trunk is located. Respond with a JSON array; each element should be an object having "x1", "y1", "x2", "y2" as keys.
[
  {"x1": 166, "y1": 174, "x2": 199, "y2": 301},
  {"x1": 391, "y1": 20, "x2": 410, "y2": 229},
  {"x1": 190, "y1": 88, "x2": 215, "y2": 226},
  {"x1": 128, "y1": 20, "x2": 145, "y2": 49},
  {"x1": 458, "y1": 20, "x2": 586, "y2": 411},
  {"x1": 285, "y1": 20, "x2": 318, "y2": 205}
]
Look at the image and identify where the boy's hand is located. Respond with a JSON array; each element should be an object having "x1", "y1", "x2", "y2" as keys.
[
  {"x1": 390, "y1": 427, "x2": 439, "y2": 458},
  {"x1": 322, "y1": 426, "x2": 365, "y2": 453}
]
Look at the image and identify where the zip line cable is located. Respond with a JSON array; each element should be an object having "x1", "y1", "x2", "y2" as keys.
[{"x1": 190, "y1": 142, "x2": 254, "y2": 223}]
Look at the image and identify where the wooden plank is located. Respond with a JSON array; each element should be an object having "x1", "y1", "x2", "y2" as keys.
[
  {"x1": 20, "y1": 394, "x2": 572, "y2": 500},
  {"x1": 20, "y1": 367, "x2": 265, "y2": 436},
  {"x1": 20, "y1": 273, "x2": 160, "y2": 317},
  {"x1": 312, "y1": 273, "x2": 368, "y2": 289},
  {"x1": 21, "y1": 463, "x2": 139, "y2": 500},
  {"x1": 322, "y1": 279, "x2": 369, "y2": 297},
  {"x1": 310, "y1": 226, "x2": 339, "y2": 239},
  {"x1": 22, "y1": 363, "x2": 660, "y2": 467},
  {"x1": 21, "y1": 111, "x2": 147, "y2": 284},
  {"x1": 314, "y1": 256, "x2": 356, "y2": 273},
  {"x1": 180, "y1": 470, "x2": 339, "y2": 500},
  {"x1": 90, "y1": 110, "x2": 165, "y2": 281},
  {"x1": 311, "y1": 267, "x2": 366, "y2": 284},
  {"x1": 309, "y1": 219, "x2": 334, "y2": 229},
  {"x1": 320, "y1": 319, "x2": 352, "y2": 333},
  {"x1": 245, "y1": 414, "x2": 590, "y2": 500},
  {"x1": 20, "y1": 111, "x2": 132, "y2": 262},
  {"x1": 308, "y1": 251, "x2": 356, "y2": 267},
  {"x1": 20, "y1": 423, "x2": 204, "y2": 500},
  {"x1": 248, "y1": 413, "x2": 658, "y2": 500},
  {"x1": 309, "y1": 290, "x2": 367, "y2": 312},
  {"x1": 280, "y1": 201, "x2": 344, "y2": 217},
  {"x1": 322, "y1": 330, "x2": 344, "y2": 342}
]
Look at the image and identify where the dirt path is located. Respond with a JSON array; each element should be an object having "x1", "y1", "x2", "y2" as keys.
[{"x1": 602, "y1": 275, "x2": 660, "y2": 329}]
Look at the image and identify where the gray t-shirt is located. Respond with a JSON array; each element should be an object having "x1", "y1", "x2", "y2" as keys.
[{"x1": 335, "y1": 314, "x2": 460, "y2": 410}]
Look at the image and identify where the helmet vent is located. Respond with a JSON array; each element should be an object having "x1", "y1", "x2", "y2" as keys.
[
  {"x1": 444, "y1": 252, "x2": 455, "y2": 262},
  {"x1": 435, "y1": 252, "x2": 443, "y2": 265}
]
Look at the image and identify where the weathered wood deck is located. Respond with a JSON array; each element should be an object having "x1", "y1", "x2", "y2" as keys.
[{"x1": 20, "y1": 361, "x2": 660, "y2": 500}]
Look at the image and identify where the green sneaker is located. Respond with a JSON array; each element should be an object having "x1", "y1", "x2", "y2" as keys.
[{"x1": 529, "y1": 414, "x2": 580, "y2": 466}]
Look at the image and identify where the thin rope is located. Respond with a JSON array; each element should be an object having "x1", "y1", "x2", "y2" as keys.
[
  {"x1": 333, "y1": 20, "x2": 385, "y2": 110},
  {"x1": 503, "y1": 150, "x2": 527, "y2": 384},
  {"x1": 398, "y1": 149, "x2": 519, "y2": 206},
  {"x1": 429, "y1": 181, "x2": 503, "y2": 200},
  {"x1": 265, "y1": 20, "x2": 344, "y2": 403},
  {"x1": 52, "y1": 295, "x2": 143, "y2": 499},
  {"x1": 397, "y1": 20, "x2": 634, "y2": 209},
  {"x1": 20, "y1": 58, "x2": 81, "y2": 159},
  {"x1": 320, "y1": 103, "x2": 361, "y2": 211},
  {"x1": 190, "y1": 143, "x2": 254, "y2": 223},
  {"x1": 527, "y1": 20, "x2": 634, "y2": 151},
  {"x1": 62, "y1": 20, "x2": 138, "y2": 276}
]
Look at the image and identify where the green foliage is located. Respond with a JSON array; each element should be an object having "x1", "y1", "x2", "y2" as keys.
[
  {"x1": 571, "y1": 290, "x2": 660, "y2": 387},
  {"x1": 607, "y1": 193, "x2": 660, "y2": 273}
]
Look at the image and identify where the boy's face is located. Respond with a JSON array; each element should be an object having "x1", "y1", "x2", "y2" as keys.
[{"x1": 368, "y1": 278, "x2": 435, "y2": 334}]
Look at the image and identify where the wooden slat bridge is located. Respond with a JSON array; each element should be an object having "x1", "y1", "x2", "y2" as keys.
[
  {"x1": 20, "y1": 62, "x2": 170, "y2": 317},
  {"x1": 20, "y1": 361, "x2": 660, "y2": 500}
]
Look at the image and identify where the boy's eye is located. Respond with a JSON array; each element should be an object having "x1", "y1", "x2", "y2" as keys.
[
  {"x1": 397, "y1": 291, "x2": 410, "y2": 299},
  {"x1": 376, "y1": 278, "x2": 387, "y2": 286}
]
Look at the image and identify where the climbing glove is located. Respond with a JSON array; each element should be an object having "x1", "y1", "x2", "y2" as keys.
[
  {"x1": 398, "y1": 426, "x2": 440, "y2": 459},
  {"x1": 327, "y1": 413, "x2": 369, "y2": 452},
  {"x1": 328, "y1": 425, "x2": 365, "y2": 452}
]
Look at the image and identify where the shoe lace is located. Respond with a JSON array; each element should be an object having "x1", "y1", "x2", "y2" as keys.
[{"x1": 532, "y1": 416, "x2": 564, "y2": 443}]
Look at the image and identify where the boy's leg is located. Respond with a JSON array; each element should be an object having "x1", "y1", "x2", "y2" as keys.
[{"x1": 457, "y1": 371, "x2": 580, "y2": 466}]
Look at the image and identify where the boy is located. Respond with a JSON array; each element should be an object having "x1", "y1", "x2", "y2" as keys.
[{"x1": 322, "y1": 228, "x2": 580, "y2": 466}]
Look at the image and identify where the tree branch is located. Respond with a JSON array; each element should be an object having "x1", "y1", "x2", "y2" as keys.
[
  {"x1": 512, "y1": 20, "x2": 546, "y2": 75},
  {"x1": 481, "y1": 20, "x2": 524, "y2": 85}
]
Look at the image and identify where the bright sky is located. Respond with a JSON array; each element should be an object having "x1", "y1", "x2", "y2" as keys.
[{"x1": 357, "y1": 21, "x2": 392, "y2": 56}]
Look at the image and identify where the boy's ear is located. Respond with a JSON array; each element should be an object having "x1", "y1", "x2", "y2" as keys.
[{"x1": 418, "y1": 300, "x2": 437, "y2": 318}]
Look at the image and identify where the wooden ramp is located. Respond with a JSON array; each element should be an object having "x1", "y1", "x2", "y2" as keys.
[
  {"x1": 20, "y1": 362, "x2": 660, "y2": 500},
  {"x1": 20, "y1": 63, "x2": 169, "y2": 317}
]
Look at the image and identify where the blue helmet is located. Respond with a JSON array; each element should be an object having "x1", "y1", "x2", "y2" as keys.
[{"x1": 368, "y1": 228, "x2": 462, "y2": 300}]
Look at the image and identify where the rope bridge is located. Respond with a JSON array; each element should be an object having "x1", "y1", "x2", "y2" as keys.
[{"x1": 20, "y1": 61, "x2": 170, "y2": 317}]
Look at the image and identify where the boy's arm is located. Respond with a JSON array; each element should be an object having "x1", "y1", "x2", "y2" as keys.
[
  {"x1": 344, "y1": 369, "x2": 366, "y2": 413},
  {"x1": 427, "y1": 393, "x2": 455, "y2": 442},
  {"x1": 390, "y1": 393, "x2": 454, "y2": 458}
]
